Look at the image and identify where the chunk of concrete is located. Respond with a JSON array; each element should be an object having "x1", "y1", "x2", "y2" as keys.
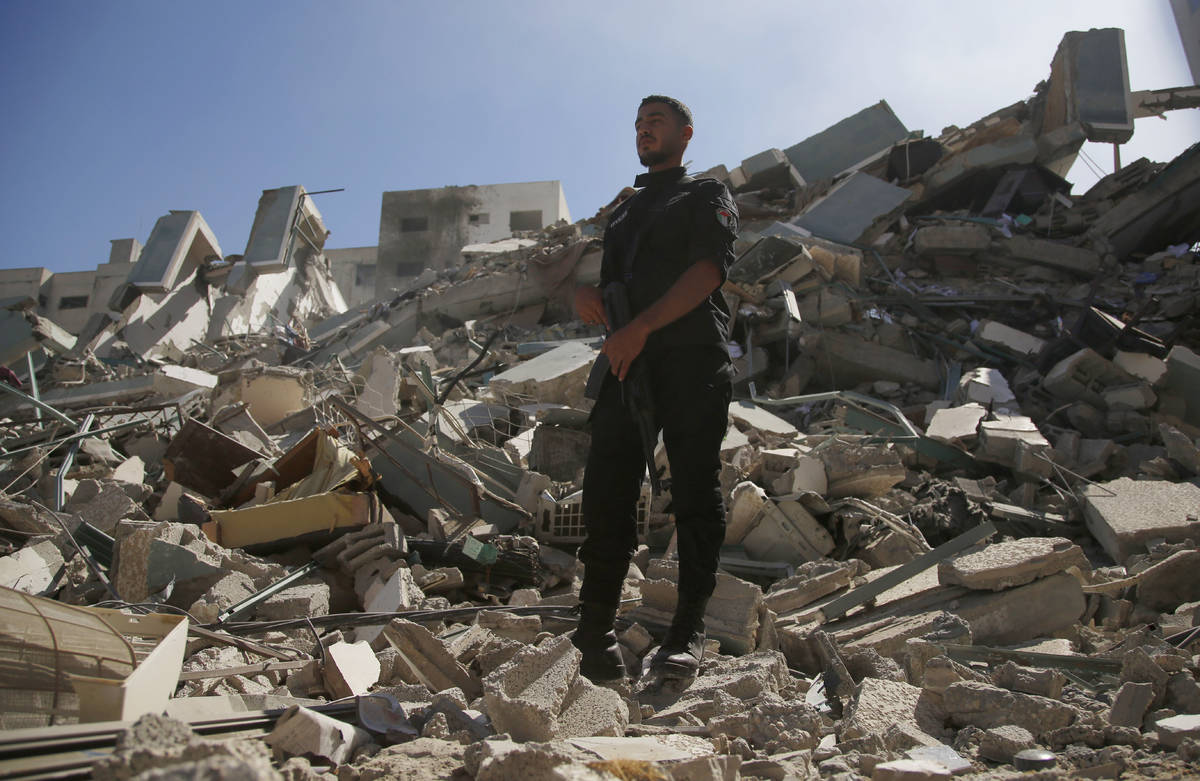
[
  {"x1": 941, "y1": 681, "x2": 1077, "y2": 738},
  {"x1": 842, "y1": 678, "x2": 945, "y2": 745},
  {"x1": 631, "y1": 560, "x2": 763, "y2": 654},
  {"x1": 382, "y1": 618, "x2": 481, "y2": 699},
  {"x1": 355, "y1": 347, "x2": 402, "y2": 420},
  {"x1": 1109, "y1": 681, "x2": 1155, "y2": 728},
  {"x1": 728, "y1": 401, "x2": 798, "y2": 438},
  {"x1": 126, "y1": 210, "x2": 222, "y2": 293},
  {"x1": 556, "y1": 675, "x2": 629, "y2": 739},
  {"x1": 489, "y1": 341, "x2": 599, "y2": 408},
  {"x1": 1155, "y1": 714, "x2": 1200, "y2": 749},
  {"x1": 255, "y1": 583, "x2": 331, "y2": 622},
  {"x1": 784, "y1": 100, "x2": 909, "y2": 182},
  {"x1": 477, "y1": 610, "x2": 542, "y2": 644},
  {"x1": 64, "y1": 479, "x2": 150, "y2": 533},
  {"x1": 1135, "y1": 550, "x2": 1200, "y2": 613},
  {"x1": 481, "y1": 635, "x2": 582, "y2": 742},
  {"x1": 819, "y1": 441, "x2": 905, "y2": 499},
  {"x1": 872, "y1": 758, "x2": 952, "y2": 780},
  {"x1": 814, "y1": 331, "x2": 939, "y2": 390},
  {"x1": 740, "y1": 497, "x2": 835, "y2": 564},
  {"x1": 956, "y1": 367, "x2": 1019, "y2": 412},
  {"x1": 991, "y1": 661, "x2": 1065, "y2": 699},
  {"x1": 913, "y1": 225, "x2": 991, "y2": 256},
  {"x1": 1113, "y1": 350, "x2": 1167, "y2": 386},
  {"x1": 924, "y1": 404, "x2": 986, "y2": 447},
  {"x1": 265, "y1": 704, "x2": 369, "y2": 766},
  {"x1": 974, "y1": 320, "x2": 1045, "y2": 359},
  {"x1": 764, "y1": 561, "x2": 855, "y2": 616},
  {"x1": 978, "y1": 724, "x2": 1035, "y2": 763},
  {"x1": 792, "y1": 171, "x2": 911, "y2": 245},
  {"x1": 937, "y1": 537, "x2": 1087, "y2": 591},
  {"x1": 323, "y1": 641, "x2": 381, "y2": 698},
  {"x1": 1081, "y1": 477, "x2": 1200, "y2": 562},
  {"x1": 1001, "y1": 235, "x2": 1100, "y2": 275},
  {"x1": 0, "y1": 539, "x2": 64, "y2": 595}
]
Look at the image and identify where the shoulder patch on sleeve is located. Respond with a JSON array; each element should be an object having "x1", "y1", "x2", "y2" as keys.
[{"x1": 716, "y1": 206, "x2": 736, "y2": 231}]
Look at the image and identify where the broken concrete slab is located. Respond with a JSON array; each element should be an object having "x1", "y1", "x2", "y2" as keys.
[
  {"x1": 322, "y1": 640, "x2": 381, "y2": 698},
  {"x1": 632, "y1": 559, "x2": 763, "y2": 654},
  {"x1": 1081, "y1": 477, "x2": 1200, "y2": 563},
  {"x1": 818, "y1": 441, "x2": 906, "y2": 499},
  {"x1": 383, "y1": 618, "x2": 481, "y2": 699},
  {"x1": 489, "y1": 340, "x2": 598, "y2": 408},
  {"x1": 483, "y1": 635, "x2": 590, "y2": 742},
  {"x1": 913, "y1": 225, "x2": 991, "y2": 256},
  {"x1": 728, "y1": 400, "x2": 798, "y2": 439},
  {"x1": 924, "y1": 404, "x2": 987, "y2": 447},
  {"x1": 937, "y1": 537, "x2": 1088, "y2": 591},
  {"x1": 0, "y1": 538, "x2": 64, "y2": 595},
  {"x1": 243, "y1": 186, "x2": 327, "y2": 273},
  {"x1": 813, "y1": 331, "x2": 940, "y2": 390},
  {"x1": 841, "y1": 677, "x2": 945, "y2": 745},
  {"x1": 784, "y1": 100, "x2": 910, "y2": 182},
  {"x1": 941, "y1": 681, "x2": 1077, "y2": 738},
  {"x1": 793, "y1": 171, "x2": 912, "y2": 245},
  {"x1": 126, "y1": 210, "x2": 222, "y2": 293},
  {"x1": 265, "y1": 704, "x2": 369, "y2": 766},
  {"x1": 1134, "y1": 549, "x2": 1200, "y2": 612}
]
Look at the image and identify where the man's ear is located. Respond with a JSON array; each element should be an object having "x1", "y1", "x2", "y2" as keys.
[{"x1": 682, "y1": 125, "x2": 694, "y2": 143}]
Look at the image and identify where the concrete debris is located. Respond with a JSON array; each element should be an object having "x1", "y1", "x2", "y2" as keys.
[
  {"x1": 265, "y1": 704, "x2": 370, "y2": 766},
  {"x1": 2, "y1": 27, "x2": 1200, "y2": 781}
]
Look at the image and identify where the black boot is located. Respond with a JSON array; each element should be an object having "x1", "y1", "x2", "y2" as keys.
[
  {"x1": 571, "y1": 601, "x2": 627, "y2": 682},
  {"x1": 650, "y1": 603, "x2": 706, "y2": 679}
]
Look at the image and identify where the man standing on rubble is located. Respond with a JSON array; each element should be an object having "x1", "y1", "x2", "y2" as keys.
[{"x1": 572, "y1": 95, "x2": 739, "y2": 683}]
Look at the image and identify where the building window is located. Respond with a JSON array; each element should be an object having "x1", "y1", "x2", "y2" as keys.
[
  {"x1": 355, "y1": 264, "x2": 376, "y2": 288},
  {"x1": 469, "y1": 213, "x2": 490, "y2": 225},
  {"x1": 401, "y1": 216, "x2": 428, "y2": 233},
  {"x1": 509, "y1": 210, "x2": 543, "y2": 232},
  {"x1": 58, "y1": 295, "x2": 89, "y2": 310},
  {"x1": 37, "y1": 294, "x2": 48, "y2": 309}
]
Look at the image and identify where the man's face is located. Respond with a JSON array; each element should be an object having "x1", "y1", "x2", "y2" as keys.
[{"x1": 635, "y1": 102, "x2": 692, "y2": 168}]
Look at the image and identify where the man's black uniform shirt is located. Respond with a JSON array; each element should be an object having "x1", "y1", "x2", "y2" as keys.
[{"x1": 600, "y1": 166, "x2": 740, "y2": 356}]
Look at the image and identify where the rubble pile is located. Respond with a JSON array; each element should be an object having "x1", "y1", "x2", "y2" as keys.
[{"x1": 1, "y1": 26, "x2": 1199, "y2": 781}]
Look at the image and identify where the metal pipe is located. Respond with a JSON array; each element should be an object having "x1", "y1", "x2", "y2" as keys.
[
  {"x1": 25, "y1": 353, "x2": 41, "y2": 421},
  {"x1": 55, "y1": 413, "x2": 94, "y2": 511},
  {"x1": 0, "y1": 379, "x2": 75, "y2": 426}
]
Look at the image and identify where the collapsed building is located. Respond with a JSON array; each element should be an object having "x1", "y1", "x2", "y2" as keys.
[{"x1": 1, "y1": 26, "x2": 1200, "y2": 781}]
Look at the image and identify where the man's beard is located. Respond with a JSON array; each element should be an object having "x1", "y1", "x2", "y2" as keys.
[{"x1": 638, "y1": 147, "x2": 672, "y2": 168}]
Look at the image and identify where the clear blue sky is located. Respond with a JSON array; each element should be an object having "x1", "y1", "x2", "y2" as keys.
[{"x1": 1, "y1": 1, "x2": 1196, "y2": 274}]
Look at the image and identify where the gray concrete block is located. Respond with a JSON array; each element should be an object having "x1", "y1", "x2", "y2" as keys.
[
  {"x1": 978, "y1": 724, "x2": 1035, "y2": 763},
  {"x1": 913, "y1": 225, "x2": 991, "y2": 256},
  {"x1": 784, "y1": 100, "x2": 909, "y2": 182},
  {"x1": 383, "y1": 618, "x2": 481, "y2": 699},
  {"x1": 1081, "y1": 477, "x2": 1200, "y2": 563},
  {"x1": 792, "y1": 171, "x2": 912, "y2": 245},
  {"x1": 1109, "y1": 681, "x2": 1155, "y2": 728},
  {"x1": 991, "y1": 661, "x2": 1065, "y2": 699},
  {"x1": 942, "y1": 681, "x2": 1077, "y2": 738},
  {"x1": 255, "y1": 583, "x2": 331, "y2": 622},
  {"x1": 1155, "y1": 713, "x2": 1200, "y2": 749},
  {"x1": 0, "y1": 539, "x2": 64, "y2": 595},
  {"x1": 556, "y1": 675, "x2": 628, "y2": 739},
  {"x1": 937, "y1": 537, "x2": 1088, "y2": 591},
  {"x1": 482, "y1": 635, "x2": 581, "y2": 742},
  {"x1": 842, "y1": 677, "x2": 945, "y2": 745}
]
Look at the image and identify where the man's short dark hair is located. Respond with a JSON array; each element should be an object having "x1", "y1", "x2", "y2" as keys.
[{"x1": 640, "y1": 95, "x2": 693, "y2": 127}]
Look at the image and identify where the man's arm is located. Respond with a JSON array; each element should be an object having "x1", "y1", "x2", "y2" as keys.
[{"x1": 600, "y1": 258, "x2": 722, "y2": 380}]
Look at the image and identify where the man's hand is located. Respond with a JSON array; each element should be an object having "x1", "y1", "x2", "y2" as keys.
[
  {"x1": 575, "y1": 285, "x2": 609, "y2": 329},
  {"x1": 602, "y1": 319, "x2": 650, "y2": 381}
]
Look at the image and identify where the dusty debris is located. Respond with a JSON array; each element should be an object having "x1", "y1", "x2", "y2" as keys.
[{"x1": 1, "y1": 25, "x2": 1199, "y2": 781}]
